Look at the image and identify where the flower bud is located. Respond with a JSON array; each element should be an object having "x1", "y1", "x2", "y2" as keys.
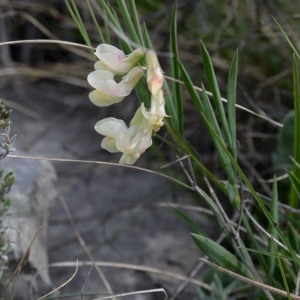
[{"x1": 146, "y1": 50, "x2": 164, "y2": 96}]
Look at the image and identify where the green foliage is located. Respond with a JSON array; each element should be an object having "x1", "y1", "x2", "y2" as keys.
[
  {"x1": 198, "y1": 274, "x2": 238, "y2": 300},
  {"x1": 290, "y1": 55, "x2": 300, "y2": 207},
  {"x1": 273, "y1": 111, "x2": 294, "y2": 172},
  {"x1": 192, "y1": 233, "x2": 253, "y2": 279},
  {"x1": 170, "y1": 3, "x2": 183, "y2": 134},
  {"x1": 272, "y1": 111, "x2": 294, "y2": 198},
  {"x1": 0, "y1": 102, "x2": 15, "y2": 279},
  {"x1": 0, "y1": 172, "x2": 14, "y2": 203}
]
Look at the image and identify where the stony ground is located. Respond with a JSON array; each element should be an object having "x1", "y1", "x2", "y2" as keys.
[{"x1": 2, "y1": 79, "x2": 213, "y2": 300}]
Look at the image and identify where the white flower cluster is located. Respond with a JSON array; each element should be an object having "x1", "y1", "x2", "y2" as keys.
[{"x1": 88, "y1": 44, "x2": 167, "y2": 165}]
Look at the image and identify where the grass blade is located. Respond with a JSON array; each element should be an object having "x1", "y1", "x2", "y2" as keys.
[
  {"x1": 271, "y1": 237, "x2": 292, "y2": 300},
  {"x1": 273, "y1": 18, "x2": 300, "y2": 60},
  {"x1": 142, "y1": 23, "x2": 153, "y2": 50},
  {"x1": 289, "y1": 54, "x2": 300, "y2": 207},
  {"x1": 170, "y1": 3, "x2": 183, "y2": 134},
  {"x1": 202, "y1": 85, "x2": 236, "y2": 186},
  {"x1": 86, "y1": 0, "x2": 104, "y2": 43},
  {"x1": 99, "y1": 0, "x2": 123, "y2": 45},
  {"x1": 289, "y1": 170, "x2": 300, "y2": 199},
  {"x1": 65, "y1": 0, "x2": 92, "y2": 47},
  {"x1": 227, "y1": 49, "x2": 238, "y2": 159},
  {"x1": 178, "y1": 60, "x2": 203, "y2": 113},
  {"x1": 268, "y1": 179, "x2": 279, "y2": 279},
  {"x1": 129, "y1": 0, "x2": 144, "y2": 46},
  {"x1": 200, "y1": 41, "x2": 232, "y2": 149},
  {"x1": 117, "y1": 0, "x2": 140, "y2": 45}
]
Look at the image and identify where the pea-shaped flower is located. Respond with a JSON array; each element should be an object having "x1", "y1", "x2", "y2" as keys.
[
  {"x1": 95, "y1": 108, "x2": 153, "y2": 165},
  {"x1": 94, "y1": 44, "x2": 145, "y2": 75},
  {"x1": 94, "y1": 117, "x2": 127, "y2": 153},
  {"x1": 88, "y1": 66, "x2": 145, "y2": 107}
]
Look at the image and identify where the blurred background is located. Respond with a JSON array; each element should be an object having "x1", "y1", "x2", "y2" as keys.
[{"x1": 0, "y1": 0, "x2": 299, "y2": 299}]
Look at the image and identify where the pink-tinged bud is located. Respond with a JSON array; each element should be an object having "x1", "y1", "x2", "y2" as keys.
[{"x1": 146, "y1": 50, "x2": 164, "y2": 96}]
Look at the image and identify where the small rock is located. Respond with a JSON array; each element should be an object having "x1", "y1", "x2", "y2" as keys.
[{"x1": 1, "y1": 154, "x2": 57, "y2": 299}]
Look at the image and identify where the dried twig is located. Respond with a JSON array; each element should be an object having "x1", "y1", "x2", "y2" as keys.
[
  {"x1": 92, "y1": 288, "x2": 168, "y2": 300},
  {"x1": 199, "y1": 257, "x2": 300, "y2": 299},
  {"x1": 49, "y1": 260, "x2": 211, "y2": 291},
  {"x1": 36, "y1": 260, "x2": 79, "y2": 300}
]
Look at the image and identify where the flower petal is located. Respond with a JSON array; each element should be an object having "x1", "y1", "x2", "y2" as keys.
[
  {"x1": 132, "y1": 106, "x2": 153, "y2": 133},
  {"x1": 116, "y1": 125, "x2": 152, "y2": 154},
  {"x1": 118, "y1": 66, "x2": 145, "y2": 95},
  {"x1": 141, "y1": 90, "x2": 166, "y2": 132},
  {"x1": 87, "y1": 70, "x2": 116, "y2": 90},
  {"x1": 94, "y1": 58, "x2": 131, "y2": 75},
  {"x1": 89, "y1": 90, "x2": 125, "y2": 107},
  {"x1": 95, "y1": 118, "x2": 127, "y2": 138},
  {"x1": 95, "y1": 44, "x2": 126, "y2": 60},
  {"x1": 124, "y1": 48, "x2": 145, "y2": 66},
  {"x1": 94, "y1": 44, "x2": 144, "y2": 75},
  {"x1": 150, "y1": 90, "x2": 166, "y2": 117},
  {"x1": 100, "y1": 137, "x2": 118, "y2": 153},
  {"x1": 87, "y1": 68, "x2": 145, "y2": 107},
  {"x1": 119, "y1": 153, "x2": 140, "y2": 165}
]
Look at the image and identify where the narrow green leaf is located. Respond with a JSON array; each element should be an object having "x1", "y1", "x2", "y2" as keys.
[
  {"x1": 129, "y1": 0, "x2": 144, "y2": 46},
  {"x1": 289, "y1": 171, "x2": 300, "y2": 198},
  {"x1": 268, "y1": 178, "x2": 279, "y2": 279},
  {"x1": 273, "y1": 18, "x2": 300, "y2": 60},
  {"x1": 117, "y1": 0, "x2": 140, "y2": 45},
  {"x1": 227, "y1": 49, "x2": 238, "y2": 159},
  {"x1": 164, "y1": 83, "x2": 178, "y2": 129},
  {"x1": 202, "y1": 85, "x2": 236, "y2": 185},
  {"x1": 241, "y1": 215, "x2": 269, "y2": 275},
  {"x1": 286, "y1": 223, "x2": 300, "y2": 254},
  {"x1": 142, "y1": 23, "x2": 153, "y2": 50},
  {"x1": 245, "y1": 247, "x2": 294, "y2": 260},
  {"x1": 192, "y1": 233, "x2": 253, "y2": 279},
  {"x1": 173, "y1": 60, "x2": 234, "y2": 196},
  {"x1": 271, "y1": 237, "x2": 292, "y2": 300},
  {"x1": 65, "y1": 0, "x2": 92, "y2": 47},
  {"x1": 86, "y1": 0, "x2": 104, "y2": 43},
  {"x1": 200, "y1": 41, "x2": 232, "y2": 149},
  {"x1": 175, "y1": 60, "x2": 238, "y2": 196},
  {"x1": 290, "y1": 54, "x2": 300, "y2": 207},
  {"x1": 170, "y1": 3, "x2": 183, "y2": 134},
  {"x1": 178, "y1": 60, "x2": 203, "y2": 113},
  {"x1": 99, "y1": 0, "x2": 123, "y2": 45},
  {"x1": 134, "y1": 78, "x2": 151, "y2": 108}
]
